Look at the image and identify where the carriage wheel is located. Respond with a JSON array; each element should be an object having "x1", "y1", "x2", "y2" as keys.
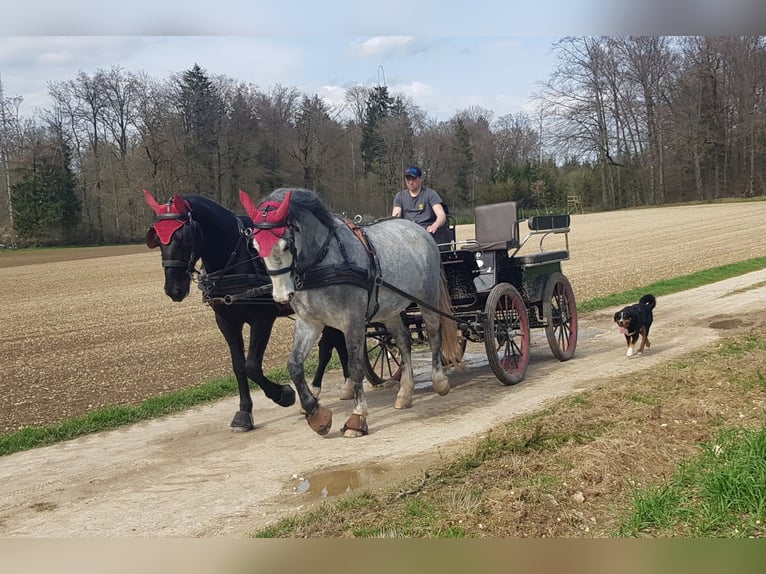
[
  {"x1": 484, "y1": 282, "x2": 530, "y2": 385},
  {"x1": 363, "y1": 323, "x2": 466, "y2": 386},
  {"x1": 363, "y1": 325, "x2": 401, "y2": 386},
  {"x1": 543, "y1": 272, "x2": 578, "y2": 361}
]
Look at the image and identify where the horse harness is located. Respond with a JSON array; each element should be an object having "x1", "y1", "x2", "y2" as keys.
[
  {"x1": 198, "y1": 219, "x2": 292, "y2": 307},
  {"x1": 291, "y1": 218, "x2": 382, "y2": 321},
  {"x1": 152, "y1": 204, "x2": 278, "y2": 307},
  {"x1": 255, "y1": 214, "x2": 451, "y2": 323}
]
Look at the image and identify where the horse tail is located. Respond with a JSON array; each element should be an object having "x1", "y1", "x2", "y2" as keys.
[{"x1": 438, "y1": 268, "x2": 462, "y2": 365}]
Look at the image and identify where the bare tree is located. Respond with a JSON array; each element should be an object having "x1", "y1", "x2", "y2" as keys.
[
  {"x1": 134, "y1": 73, "x2": 186, "y2": 198},
  {"x1": 538, "y1": 36, "x2": 620, "y2": 209},
  {"x1": 0, "y1": 74, "x2": 23, "y2": 236},
  {"x1": 612, "y1": 37, "x2": 678, "y2": 205},
  {"x1": 493, "y1": 112, "x2": 540, "y2": 166},
  {"x1": 344, "y1": 85, "x2": 370, "y2": 126},
  {"x1": 46, "y1": 73, "x2": 107, "y2": 239},
  {"x1": 98, "y1": 66, "x2": 142, "y2": 238},
  {"x1": 253, "y1": 84, "x2": 301, "y2": 193},
  {"x1": 289, "y1": 94, "x2": 345, "y2": 200},
  {"x1": 217, "y1": 81, "x2": 261, "y2": 208}
]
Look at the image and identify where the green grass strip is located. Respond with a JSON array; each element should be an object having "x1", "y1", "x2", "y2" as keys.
[
  {"x1": 0, "y1": 376, "x2": 240, "y2": 456},
  {"x1": 617, "y1": 426, "x2": 766, "y2": 537},
  {"x1": 578, "y1": 256, "x2": 766, "y2": 313}
]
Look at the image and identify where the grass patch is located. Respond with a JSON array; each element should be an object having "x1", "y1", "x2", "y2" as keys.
[
  {"x1": 577, "y1": 257, "x2": 766, "y2": 313},
  {"x1": 716, "y1": 333, "x2": 766, "y2": 358},
  {"x1": 618, "y1": 427, "x2": 766, "y2": 537},
  {"x1": 628, "y1": 393, "x2": 660, "y2": 406},
  {"x1": 0, "y1": 376, "x2": 246, "y2": 456}
]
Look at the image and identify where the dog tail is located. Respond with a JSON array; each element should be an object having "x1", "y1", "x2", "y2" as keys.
[{"x1": 639, "y1": 294, "x2": 656, "y2": 310}]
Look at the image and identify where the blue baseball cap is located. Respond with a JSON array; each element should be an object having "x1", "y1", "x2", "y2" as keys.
[{"x1": 404, "y1": 166, "x2": 422, "y2": 178}]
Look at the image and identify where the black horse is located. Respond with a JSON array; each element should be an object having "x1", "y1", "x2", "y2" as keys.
[{"x1": 144, "y1": 191, "x2": 350, "y2": 430}]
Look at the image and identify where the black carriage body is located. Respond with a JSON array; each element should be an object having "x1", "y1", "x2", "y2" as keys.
[{"x1": 436, "y1": 204, "x2": 571, "y2": 335}]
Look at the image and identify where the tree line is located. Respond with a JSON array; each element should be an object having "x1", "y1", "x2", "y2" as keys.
[{"x1": 0, "y1": 36, "x2": 764, "y2": 246}]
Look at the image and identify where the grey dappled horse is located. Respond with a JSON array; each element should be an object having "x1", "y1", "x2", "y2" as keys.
[{"x1": 239, "y1": 187, "x2": 462, "y2": 438}]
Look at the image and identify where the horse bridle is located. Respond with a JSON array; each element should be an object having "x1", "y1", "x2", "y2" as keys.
[
  {"x1": 153, "y1": 211, "x2": 201, "y2": 277},
  {"x1": 251, "y1": 215, "x2": 337, "y2": 289},
  {"x1": 248, "y1": 216, "x2": 294, "y2": 277}
]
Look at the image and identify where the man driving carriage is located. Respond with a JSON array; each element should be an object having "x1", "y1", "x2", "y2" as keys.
[
  {"x1": 387, "y1": 165, "x2": 451, "y2": 383},
  {"x1": 392, "y1": 165, "x2": 451, "y2": 250}
]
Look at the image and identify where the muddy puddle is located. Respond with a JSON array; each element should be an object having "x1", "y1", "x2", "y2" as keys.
[{"x1": 289, "y1": 463, "x2": 392, "y2": 501}]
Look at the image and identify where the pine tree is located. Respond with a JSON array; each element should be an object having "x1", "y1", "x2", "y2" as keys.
[{"x1": 11, "y1": 131, "x2": 80, "y2": 243}]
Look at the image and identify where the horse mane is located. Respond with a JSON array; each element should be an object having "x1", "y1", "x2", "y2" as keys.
[
  {"x1": 181, "y1": 194, "x2": 243, "y2": 227},
  {"x1": 268, "y1": 188, "x2": 337, "y2": 229}
]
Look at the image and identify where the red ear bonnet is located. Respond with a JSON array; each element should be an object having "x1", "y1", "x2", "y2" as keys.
[
  {"x1": 238, "y1": 189, "x2": 292, "y2": 257},
  {"x1": 143, "y1": 190, "x2": 191, "y2": 245}
]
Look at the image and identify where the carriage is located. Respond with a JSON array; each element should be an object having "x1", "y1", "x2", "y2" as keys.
[{"x1": 362, "y1": 201, "x2": 577, "y2": 387}]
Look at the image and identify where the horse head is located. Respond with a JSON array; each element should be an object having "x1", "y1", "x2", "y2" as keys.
[
  {"x1": 239, "y1": 189, "x2": 295, "y2": 303},
  {"x1": 144, "y1": 190, "x2": 199, "y2": 302}
]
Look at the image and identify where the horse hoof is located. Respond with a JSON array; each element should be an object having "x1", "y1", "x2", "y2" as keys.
[
  {"x1": 432, "y1": 378, "x2": 450, "y2": 396},
  {"x1": 394, "y1": 396, "x2": 412, "y2": 409},
  {"x1": 307, "y1": 406, "x2": 333, "y2": 435},
  {"x1": 275, "y1": 385, "x2": 296, "y2": 407},
  {"x1": 230, "y1": 411, "x2": 255, "y2": 431},
  {"x1": 341, "y1": 414, "x2": 368, "y2": 437}
]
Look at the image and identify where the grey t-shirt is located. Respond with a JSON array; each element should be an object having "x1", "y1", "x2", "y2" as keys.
[{"x1": 393, "y1": 186, "x2": 443, "y2": 228}]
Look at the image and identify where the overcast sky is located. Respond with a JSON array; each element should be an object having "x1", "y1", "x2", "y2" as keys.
[
  {"x1": 0, "y1": 36, "x2": 560, "y2": 122},
  {"x1": 0, "y1": 1, "x2": 761, "y2": 122}
]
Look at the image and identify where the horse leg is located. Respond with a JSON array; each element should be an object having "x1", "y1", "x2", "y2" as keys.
[
  {"x1": 340, "y1": 323, "x2": 370, "y2": 437},
  {"x1": 326, "y1": 327, "x2": 354, "y2": 400},
  {"x1": 422, "y1": 309, "x2": 450, "y2": 396},
  {"x1": 215, "y1": 313, "x2": 256, "y2": 431},
  {"x1": 335, "y1": 329, "x2": 350, "y2": 381},
  {"x1": 385, "y1": 317, "x2": 415, "y2": 409},
  {"x1": 291, "y1": 320, "x2": 332, "y2": 435},
  {"x1": 245, "y1": 314, "x2": 296, "y2": 407},
  {"x1": 310, "y1": 328, "x2": 335, "y2": 399}
]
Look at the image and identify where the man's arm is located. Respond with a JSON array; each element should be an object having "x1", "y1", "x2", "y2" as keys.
[
  {"x1": 392, "y1": 191, "x2": 403, "y2": 218},
  {"x1": 426, "y1": 203, "x2": 447, "y2": 235}
]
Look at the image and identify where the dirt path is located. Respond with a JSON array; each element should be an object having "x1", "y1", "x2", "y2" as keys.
[{"x1": 2, "y1": 269, "x2": 765, "y2": 537}]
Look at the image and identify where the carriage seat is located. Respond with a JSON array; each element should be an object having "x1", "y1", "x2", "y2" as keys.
[
  {"x1": 461, "y1": 201, "x2": 520, "y2": 252},
  {"x1": 514, "y1": 214, "x2": 570, "y2": 266}
]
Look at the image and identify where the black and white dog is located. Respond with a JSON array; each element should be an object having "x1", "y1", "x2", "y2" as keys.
[{"x1": 613, "y1": 294, "x2": 656, "y2": 357}]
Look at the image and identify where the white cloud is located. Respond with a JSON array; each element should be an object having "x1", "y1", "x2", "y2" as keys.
[
  {"x1": 394, "y1": 80, "x2": 434, "y2": 100},
  {"x1": 356, "y1": 36, "x2": 418, "y2": 57},
  {"x1": 317, "y1": 85, "x2": 349, "y2": 111}
]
